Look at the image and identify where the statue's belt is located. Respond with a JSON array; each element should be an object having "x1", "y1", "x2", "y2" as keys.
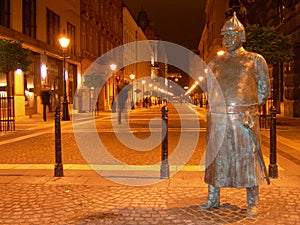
[{"x1": 210, "y1": 104, "x2": 258, "y2": 114}]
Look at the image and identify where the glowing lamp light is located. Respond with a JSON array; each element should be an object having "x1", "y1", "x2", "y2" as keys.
[
  {"x1": 130, "y1": 73, "x2": 135, "y2": 80},
  {"x1": 151, "y1": 55, "x2": 155, "y2": 66},
  {"x1": 59, "y1": 36, "x2": 70, "y2": 49},
  {"x1": 41, "y1": 64, "x2": 47, "y2": 80},
  {"x1": 16, "y1": 69, "x2": 22, "y2": 75},
  {"x1": 77, "y1": 73, "x2": 82, "y2": 86},
  {"x1": 110, "y1": 63, "x2": 117, "y2": 71},
  {"x1": 217, "y1": 50, "x2": 225, "y2": 56},
  {"x1": 65, "y1": 70, "x2": 68, "y2": 81},
  {"x1": 129, "y1": 72, "x2": 135, "y2": 110}
]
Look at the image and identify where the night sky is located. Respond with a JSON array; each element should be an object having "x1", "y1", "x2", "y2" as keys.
[{"x1": 123, "y1": 0, "x2": 206, "y2": 51}]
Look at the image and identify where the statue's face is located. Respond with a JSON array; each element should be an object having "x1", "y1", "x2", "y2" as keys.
[{"x1": 222, "y1": 31, "x2": 243, "y2": 53}]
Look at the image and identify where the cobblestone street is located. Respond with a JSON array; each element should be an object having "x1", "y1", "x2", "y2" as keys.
[
  {"x1": 0, "y1": 173, "x2": 299, "y2": 225},
  {"x1": 0, "y1": 106, "x2": 300, "y2": 224}
]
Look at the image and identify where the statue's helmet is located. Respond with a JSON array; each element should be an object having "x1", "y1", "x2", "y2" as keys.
[{"x1": 221, "y1": 12, "x2": 246, "y2": 42}]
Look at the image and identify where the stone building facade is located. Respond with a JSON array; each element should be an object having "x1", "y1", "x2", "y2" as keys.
[
  {"x1": 198, "y1": 0, "x2": 300, "y2": 117},
  {"x1": 79, "y1": 0, "x2": 123, "y2": 111},
  {"x1": 0, "y1": 0, "x2": 81, "y2": 119},
  {"x1": 0, "y1": 0, "x2": 131, "y2": 118}
]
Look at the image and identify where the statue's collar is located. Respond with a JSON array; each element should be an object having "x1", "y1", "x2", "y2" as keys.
[{"x1": 227, "y1": 47, "x2": 245, "y2": 56}]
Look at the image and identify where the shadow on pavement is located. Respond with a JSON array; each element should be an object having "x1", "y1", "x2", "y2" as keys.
[{"x1": 72, "y1": 204, "x2": 248, "y2": 225}]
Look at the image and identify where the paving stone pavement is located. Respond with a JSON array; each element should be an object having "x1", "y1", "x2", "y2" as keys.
[
  {"x1": 0, "y1": 108, "x2": 300, "y2": 224},
  {"x1": 0, "y1": 169, "x2": 299, "y2": 225}
]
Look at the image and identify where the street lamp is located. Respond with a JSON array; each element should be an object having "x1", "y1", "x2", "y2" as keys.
[
  {"x1": 130, "y1": 73, "x2": 135, "y2": 109},
  {"x1": 59, "y1": 34, "x2": 70, "y2": 121},
  {"x1": 142, "y1": 79, "x2": 146, "y2": 107},
  {"x1": 149, "y1": 83, "x2": 153, "y2": 107},
  {"x1": 217, "y1": 50, "x2": 225, "y2": 56},
  {"x1": 110, "y1": 63, "x2": 117, "y2": 112}
]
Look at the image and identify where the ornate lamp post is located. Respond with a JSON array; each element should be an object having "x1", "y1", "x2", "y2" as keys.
[
  {"x1": 149, "y1": 83, "x2": 153, "y2": 107},
  {"x1": 269, "y1": 89, "x2": 278, "y2": 178},
  {"x1": 110, "y1": 63, "x2": 117, "y2": 112},
  {"x1": 130, "y1": 73, "x2": 135, "y2": 110},
  {"x1": 142, "y1": 79, "x2": 146, "y2": 107},
  {"x1": 59, "y1": 34, "x2": 70, "y2": 121}
]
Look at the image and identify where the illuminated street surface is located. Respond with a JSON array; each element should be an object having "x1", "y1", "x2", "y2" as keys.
[{"x1": 0, "y1": 104, "x2": 299, "y2": 224}]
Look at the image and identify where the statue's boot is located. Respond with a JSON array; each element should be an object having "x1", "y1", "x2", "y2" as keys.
[
  {"x1": 246, "y1": 186, "x2": 259, "y2": 217},
  {"x1": 199, "y1": 185, "x2": 220, "y2": 209}
]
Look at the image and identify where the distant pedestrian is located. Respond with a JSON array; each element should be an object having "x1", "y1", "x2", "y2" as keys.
[
  {"x1": 41, "y1": 86, "x2": 51, "y2": 121},
  {"x1": 118, "y1": 87, "x2": 129, "y2": 124},
  {"x1": 144, "y1": 96, "x2": 148, "y2": 108}
]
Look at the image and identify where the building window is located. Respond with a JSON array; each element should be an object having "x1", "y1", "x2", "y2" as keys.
[
  {"x1": 93, "y1": 27, "x2": 98, "y2": 55},
  {"x1": 87, "y1": 24, "x2": 93, "y2": 53},
  {"x1": 23, "y1": 0, "x2": 36, "y2": 38},
  {"x1": 67, "y1": 22, "x2": 76, "y2": 55},
  {"x1": 81, "y1": 21, "x2": 87, "y2": 51},
  {"x1": 95, "y1": 30, "x2": 99, "y2": 56},
  {"x1": 0, "y1": 0, "x2": 10, "y2": 27},
  {"x1": 68, "y1": 64, "x2": 77, "y2": 103},
  {"x1": 46, "y1": 8, "x2": 60, "y2": 47},
  {"x1": 100, "y1": 32, "x2": 104, "y2": 55},
  {"x1": 229, "y1": 0, "x2": 241, "y2": 8}
]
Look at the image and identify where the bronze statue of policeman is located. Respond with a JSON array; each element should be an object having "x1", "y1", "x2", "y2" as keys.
[{"x1": 200, "y1": 13, "x2": 270, "y2": 218}]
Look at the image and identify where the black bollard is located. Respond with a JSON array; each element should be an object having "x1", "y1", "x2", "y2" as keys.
[
  {"x1": 269, "y1": 105, "x2": 278, "y2": 178},
  {"x1": 54, "y1": 107, "x2": 64, "y2": 177},
  {"x1": 160, "y1": 106, "x2": 169, "y2": 179}
]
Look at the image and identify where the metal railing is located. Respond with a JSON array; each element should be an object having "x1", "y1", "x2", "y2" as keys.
[
  {"x1": 259, "y1": 99, "x2": 272, "y2": 129},
  {"x1": 0, "y1": 94, "x2": 15, "y2": 131}
]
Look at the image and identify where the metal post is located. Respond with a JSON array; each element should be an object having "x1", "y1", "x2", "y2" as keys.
[
  {"x1": 131, "y1": 79, "x2": 135, "y2": 110},
  {"x1": 112, "y1": 74, "x2": 116, "y2": 112},
  {"x1": 62, "y1": 53, "x2": 70, "y2": 121},
  {"x1": 54, "y1": 107, "x2": 64, "y2": 177},
  {"x1": 160, "y1": 106, "x2": 169, "y2": 179},
  {"x1": 142, "y1": 82, "x2": 145, "y2": 107},
  {"x1": 269, "y1": 105, "x2": 278, "y2": 178}
]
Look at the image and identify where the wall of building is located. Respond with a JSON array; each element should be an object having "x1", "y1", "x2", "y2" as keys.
[
  {"x1": 198, "y1": 0, "x2": 227, "y2": 63},
  {"x1": 123, "y1": 7, "x2": 152, "y2": 107},
  {"x1": 0, "y1": 0, "x2": 81, "y2": 119},
  {"x1": 80, "y1": 0, "x2": 123, "y2": 111},
  {"x1": 198, "y1": 0, "x2": 300, "y2": 117},
  {"x1": 278, "y1": 3, "x2": 300, "y2": 116},
  {"x1": 0, "y1": 0, "x2": 159, "y2": 117}
]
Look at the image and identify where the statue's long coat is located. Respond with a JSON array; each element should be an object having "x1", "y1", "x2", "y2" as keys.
[{"x1": 204, "y1": 47, "x2": 270, "y2": 188}]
